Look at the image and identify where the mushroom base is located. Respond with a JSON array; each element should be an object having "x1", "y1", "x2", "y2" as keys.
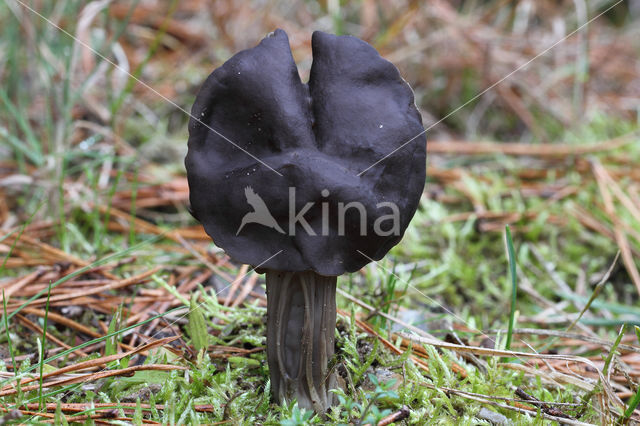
[{"x1": 265, "y1": 270, "x2": 337, "y2": 412}]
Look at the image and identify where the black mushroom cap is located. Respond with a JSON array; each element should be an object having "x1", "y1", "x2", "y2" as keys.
[{"x1": 186, "y1": 29, "x2": 426, "y2": 276}]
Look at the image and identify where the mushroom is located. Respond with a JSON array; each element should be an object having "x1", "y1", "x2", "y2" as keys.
[{"x1": 186, "y1": 29, "x2": 426, "y2": 412}]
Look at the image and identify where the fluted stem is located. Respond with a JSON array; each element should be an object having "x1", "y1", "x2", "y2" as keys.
[{"x1": 265, "y1": 270, "x2": 337, "y2": 412}]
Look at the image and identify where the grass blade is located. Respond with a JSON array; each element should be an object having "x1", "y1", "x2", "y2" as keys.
[
  {"x1": 38, "y1": 281, "x2": 53, "y2": 410},
  {"x1": 603, "y1": 324, "x2": 626, "y2": 377},
  {"x1": 617, "y1": 326, "x2": 640, "y2": 424},
  {"x1": 2, "y1": 290, "x2": 16, "y2": 373},
  {"x1": 187, "y1": 293, "x2": 208, "y2": 353},
  {"x1": 566, "y1": 251, "x2": 620, "y2": 334},
  {"x1": 504, "y1": 225, "x2": 518, "y2": 352}
]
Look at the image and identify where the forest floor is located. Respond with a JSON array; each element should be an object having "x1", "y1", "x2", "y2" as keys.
[{"x1": 1, "y1": 1, "x2": 640, "y2": 424}]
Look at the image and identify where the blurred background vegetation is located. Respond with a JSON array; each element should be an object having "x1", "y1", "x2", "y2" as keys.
[{"x1": 1, "y1": 0, "x2": 640, "y2": 424}]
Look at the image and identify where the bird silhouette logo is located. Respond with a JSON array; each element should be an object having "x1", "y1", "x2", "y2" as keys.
[{"x1": 236, "y1": 186, "x2": 286, "y2": 235}]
